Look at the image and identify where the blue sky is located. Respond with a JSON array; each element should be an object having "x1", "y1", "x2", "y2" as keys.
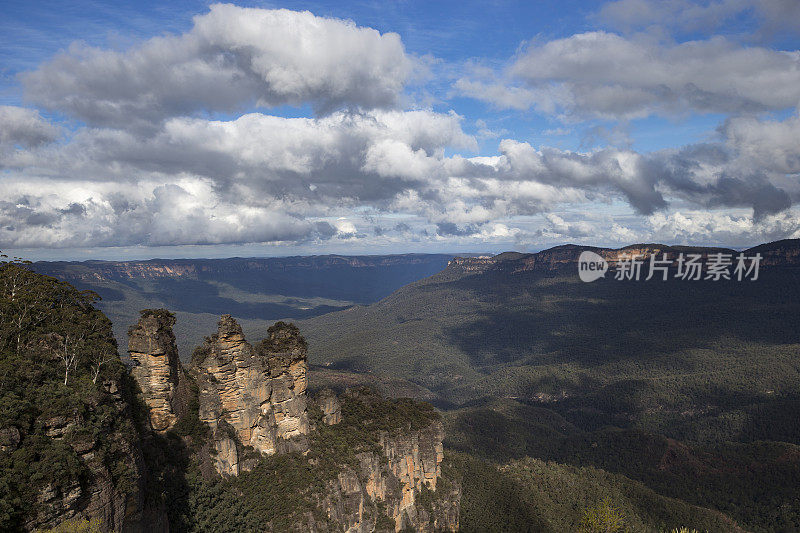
[{"x1": 1, "y1": 0, "x2": 799, "y2": 260}]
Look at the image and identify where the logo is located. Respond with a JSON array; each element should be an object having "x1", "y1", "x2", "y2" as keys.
[
  {"x1": 577, "y1": 251, "x2": 762, "y2": 282},
  {"x1": 578, "y1": 251, "x2": 608, "y2": 282}
]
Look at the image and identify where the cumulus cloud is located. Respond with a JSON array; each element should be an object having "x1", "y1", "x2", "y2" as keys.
[
  {"x1": 3, "y1": 102, "x2": 799, "y2": 247},
  {"x1": 22, "y1": 4, "x2": 413, "y2": 129},
  {"x1": 0, "y1": 106, "x2": 60, "y2": 148},
  {"x1": 597, "y1": 0, "x2": 800, "y2": 39},
  {"x1": 4, "y1": 4, "x2": 800, "y2": 253},
  {"x1": 458, "y1": 31, "x2": 800, "y2": 119},
  {"x1": 647, "y1": 209, "x2": 800, "y2": 245},
  {"x1": 0, "y1": 177, "x2": 335, "y2": 248}
]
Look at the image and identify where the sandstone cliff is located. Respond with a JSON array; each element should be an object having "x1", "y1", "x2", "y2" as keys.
[
  {"x1": 128, "y1": 310, "x2": 186, "y2": 432},
  {"x1": 317, "y1": 422, "x2": 459, "y2": 532},
  {"x1": 305, "y1": 388, "x2": 460, "y2": 532},
  {"x1": 191, "y1": 316, "x2": 309, "y2": 476},
  {"x1": 124, "y1": 313, "x2": 460, "y2": 531},
  {"x1": 447, "y1": 239, "x2": 800, "y2": 276}
]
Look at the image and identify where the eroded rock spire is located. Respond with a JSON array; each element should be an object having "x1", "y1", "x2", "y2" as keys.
[
  {"x1": 128, "y1": 309, "x2": 182, "y2": 432},
  {"x1": 193, "y1": 315, "x2": 310, "y2": 475}
]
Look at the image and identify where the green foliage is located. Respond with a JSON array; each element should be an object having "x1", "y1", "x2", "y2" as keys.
[
  {"x1": 35, "y1": 517, "x2": 101, "y2": 532},
  {"x1": 187, "y1": 452, "x2": 322, "y2": 531},
  {"x1": 446, "y1": 400, "x2": 794, "y2": 532},
  {"x1": 171, "y1": 376, "x2": 209, "y2": 448},
  {"x1": 0, "y1": 263, "x2": 137, "y2": 531},
  {"x1": 260, "y1": 321, "x2": 307, "y2": 352},
  {"x1": 374, "y1": 501, "x2": 396, "y2": 531},
  {"x1": 448, "y1": 451, "x2": 737, "y2": 533},
  {"x1": 444, "y1": 451, "x2": 548, "y2": 533},
  {"x1": 579, "y1": 498, "x2": 626, "y2": 533}
]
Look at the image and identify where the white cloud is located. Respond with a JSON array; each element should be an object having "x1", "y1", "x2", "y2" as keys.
[
  {"x1": 0, "y1": 106, "x2": 60, "y2": 149},
  {"x1": 458, "y1": 31, "x2": 800, "y2": 119},
  {"x1": 3, "y1": 102, "x2": 799, "y2": 248},
  {"x1": 22, "y1": 4, "x2": 413, "y2": 129},
  {"x1": 647, "y1": 209, "x2": 800, "y2": 245}
]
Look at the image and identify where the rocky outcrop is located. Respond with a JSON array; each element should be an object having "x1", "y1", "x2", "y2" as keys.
[
  {"x1": 309, "y1": 389, "x2": 460, "y2": 532},
  {"x1": 128, "y1": 310, "x2": 184, "y2": 432},
  {"x1": 317, "y1": 388, "x2": 342, "y2": 425},
  {"x1": 25, "y1": 381, "x2": 167, "y2": 533},
  {"x1": 193, "y1": 316, "x2": 309, "y2": 476}
]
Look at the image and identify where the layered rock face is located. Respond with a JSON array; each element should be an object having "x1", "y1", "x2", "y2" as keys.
[
  {"x1": 128, "y1": 310, "x2": 183, "y2": 432},
  {"x1": 193, "y1": 316, "x2": 309, "y2": 475},
  {"x1": 311, "y1": 390, "x2": 459, "y2": 532},
  {"x1": 447, "y1": 239, "x2": 800, "y2": 277},
  {"x1": 318, "y1": 423, "x2": 458, "y2": 532}
]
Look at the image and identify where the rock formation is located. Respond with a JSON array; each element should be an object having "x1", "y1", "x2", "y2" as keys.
[
  {"x1": 317, "y1": 388, "x2": 342, "y2": 425},
  {"x1": 125, "y1": 312, "x2": 460, "y2": 529},
  {"x1": 312, "y1": 390, "x2": 459, "y2": 532},
  {"x1": 128, "y1": 310, "x2": 183, "y2": 432},
  {"x1": 25, "y1": 381, "x2": 167, "y2": 532},
  {"x1": 447, "y1": 241, "x2": 796, "y2": 276},
  {"x1": 192, "y1": 316, "x2": 309, "y2": 475}
]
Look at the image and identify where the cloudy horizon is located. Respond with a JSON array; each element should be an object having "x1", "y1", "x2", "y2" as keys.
[{"x1": 1, "y1": 0, "x2": 800, "y2": 261}]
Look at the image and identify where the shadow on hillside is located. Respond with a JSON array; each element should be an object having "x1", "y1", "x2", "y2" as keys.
[{"x1": 443, "y1": 268, "x2": 800, "y2": 369}]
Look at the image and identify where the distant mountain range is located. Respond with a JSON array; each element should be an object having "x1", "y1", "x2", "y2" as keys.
[
  {"x1": 446, "y1": 238, "x2": 800, "y2": 275},
  {"x1": 31, "y1": 254, "x2": 455, "y2": 359},
  {"x1": 297, "y1": 238, "x2": 800, "y2": 530}
]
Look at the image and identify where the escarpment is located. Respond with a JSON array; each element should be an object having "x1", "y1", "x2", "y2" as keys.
[
  {"x1": 446, "y1": 238, "x2": 800, "y2": 276},
  {"x1": 310, "y1": 389, "x2": 459, "y2": 532}
]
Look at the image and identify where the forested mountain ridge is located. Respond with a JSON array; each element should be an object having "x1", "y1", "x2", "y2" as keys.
[
  {"x1": 300, "y1": 238, "x2": 800, "y2": 531},
  {"x1": 445, "y1": 238, "x2": 800, "y2": 276}
]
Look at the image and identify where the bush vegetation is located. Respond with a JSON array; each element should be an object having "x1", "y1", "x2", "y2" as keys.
[{"x1": 0, "y1": 258, "x2": 140, "y2": 530}]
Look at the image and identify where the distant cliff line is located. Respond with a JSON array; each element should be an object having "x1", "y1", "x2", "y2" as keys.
[
  {"x1": 447, "y1": 238, "x2": 800, "y2": 275},
  {"x1": 31, "y1": 254, "x2": 455, "y2": 282}
]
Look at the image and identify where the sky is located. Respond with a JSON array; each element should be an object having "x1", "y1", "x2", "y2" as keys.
[{"x1": 1, "y1": 0, "x2": 799, "y2": 260}]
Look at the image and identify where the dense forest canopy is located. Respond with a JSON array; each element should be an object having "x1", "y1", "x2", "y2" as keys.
[{"x1": 0, "y1": 256, "x2": 138, "y2": 530}]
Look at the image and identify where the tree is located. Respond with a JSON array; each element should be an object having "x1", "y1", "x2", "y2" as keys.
[
  {"x1": 0, "y1": 256, "x2": 110, "y2": 385},
  {"x1": 0, "y1": 262, "x2": 50, "y2": 354},
  {"x1": 579, "y1": 498, "x2": 626, "y2": 533}
]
